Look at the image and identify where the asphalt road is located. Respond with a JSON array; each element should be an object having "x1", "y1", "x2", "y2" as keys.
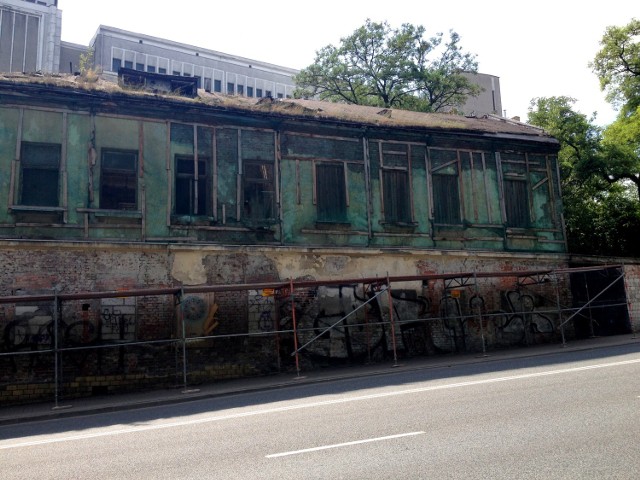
[{"x1": 1, "y1": 344, "x2": 639, "y2": 479}]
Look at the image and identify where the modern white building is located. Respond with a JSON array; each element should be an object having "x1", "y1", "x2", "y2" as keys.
[
  {"x1": 0, "y1": 0, "x2": 502, "y2": 115},
  {"x1": 0, "y1": 0, "x2": 61, "y2": 73}
]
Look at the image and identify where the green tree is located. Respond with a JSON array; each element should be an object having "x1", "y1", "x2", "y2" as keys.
[
  {"x1": 590, "y1": 18, "x2": 640, "y2": 201},
  {"x1": 294, "y1": 19, "x2": 480, "y2": 112},
  {"x1": 527, "y1": 96, "x2": 640, "y2": 256}
]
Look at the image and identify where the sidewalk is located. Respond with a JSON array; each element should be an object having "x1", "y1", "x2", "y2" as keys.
[{"x1": 1, "y1": 334, "x2": 638, "y2": 426}]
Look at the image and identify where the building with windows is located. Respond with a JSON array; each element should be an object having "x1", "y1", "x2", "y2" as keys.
[
  {"x1": 0, "y1": 0, "x2": 61, "y2": 73},
  {"x1": 1, "y1": 72, "x2": 638, "y2": 404},
  {"x1": 1, "y1": 1, "x2": 502, "y2": 115}
]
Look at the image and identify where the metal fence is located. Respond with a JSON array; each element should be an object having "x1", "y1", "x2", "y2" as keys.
[{"x1": 0, "y1": 265, "x2": 634, "y2": 407}]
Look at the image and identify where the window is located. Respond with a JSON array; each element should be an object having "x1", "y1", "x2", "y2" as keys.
[
  {"x1": 277, "y1": 93, "x2": 283, "y2": 99},
  {"x1": 124, "y1": 60, "x2": 133, "y2": 69},
  {"x1": 100, "y1": 150, "x2": 138, "y2": 210},
  {"x1": 175, "y1": 156, "x2": 210, "y2": 216},
  {"x1": 147, "y1": 65, "x2": 156, "y2": 73},
  {"x1": 265, "y1": 90, "x2": 272, "y2": 98},
  {"x1": 20, "y1": 143, "x2": 60, "y2": 207},
  {"x1": 214, "y1": 79, "x2": 222, "y2": 92},
  {"x1": 158, "y1": 67, "x2": 167, "y2": 74},
  {"x1": 204, "y1": 78, "x2": 212, "y2": 92},
  {"x1": 227, "y1": 82, "x2": 235, "y2": 94},
  {"x1": 195, "y1": 76, "x2": 202, "y2": 88},
  {"x1": 382, "y1": 170, "x2": 411, "y2": 223},
  {"x1": 135, "y1": 62, "x2": 144, "y2": 71},
  {"x1": 432, "y1": 174, "x2": 461, "y2": 224},
  {"x1": 172, "y1": 70, "x2": 181, "y2": 76},
  {"x1": 316, "y1": 163, "x2": 346, "y2": 222},
  {"x1": 112, "y1": 58, "x2": 122, "y2": 72},
  {"x1": 247, "y1": 86, "x2": 254, "y2": 97},
  {"x1": 504, "y1": 179, "x2": 530, "y2": 228},
  {"x1": 237, "y1": 85, "x2": 244, "y2": 95},
  {"x1": 243, "y1": 162, "x2": 275, "y2": 220},
  {"x1": 256, "y1": 88, "x2": 263, "y2": 98}
]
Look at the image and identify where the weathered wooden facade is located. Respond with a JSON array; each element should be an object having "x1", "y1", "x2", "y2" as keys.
[
  {"x1": 0, "y1": 73, "x2": 564, "y2": 250},
  {"x1": 7, "y1": 73, "x2": 627, "y2": 405}
]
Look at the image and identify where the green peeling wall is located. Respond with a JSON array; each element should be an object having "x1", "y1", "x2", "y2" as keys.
[{"x1": 0, "y1": 103, "x2": 565, "y2": 253}]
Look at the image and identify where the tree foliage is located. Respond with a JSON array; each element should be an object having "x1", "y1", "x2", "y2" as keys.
[
  {"x1": 294, "y1": 19, "x2": 481, "y2": 113},
  {"x1": 527, "y1": 95, "x2": 640, "y2": 257}
]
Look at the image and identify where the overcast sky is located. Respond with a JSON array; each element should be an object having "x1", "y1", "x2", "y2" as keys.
[{"x1": 57, "y1": 0, "x2": 636, "y2": 126}]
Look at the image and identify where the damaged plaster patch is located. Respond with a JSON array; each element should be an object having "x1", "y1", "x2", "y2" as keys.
[{"x1": 171, "y1": 251, "x2": 206, "y2": 285}]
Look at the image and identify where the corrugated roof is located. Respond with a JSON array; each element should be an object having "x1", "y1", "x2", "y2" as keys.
[{"x1": 0, "y1": 72, "x2": 552, "y2": 140}]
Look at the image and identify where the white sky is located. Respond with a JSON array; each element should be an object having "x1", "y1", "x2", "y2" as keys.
[{"x1": 57, "y1": 0, "x2": 637, "y2": 126}]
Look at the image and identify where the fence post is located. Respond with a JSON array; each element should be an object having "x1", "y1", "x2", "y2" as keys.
[
  {"x1": 387, "y1": 274, "x2": 398, "y2": 367},
  {"x1": 554, "y1": 273, "x2": 567, "y2": 348},
  {"x1": 52, "y1": 291, "x2": 70, "y2": 410},
  {"x1": 179, "y1": 288, "x2": 199, "y2": 394},
  {"x1": 474, "y1": 273, "x2": 488, "y2": 357},
  {"x1": 290, "y1": 278, "x2": 301, "y2": 377}
]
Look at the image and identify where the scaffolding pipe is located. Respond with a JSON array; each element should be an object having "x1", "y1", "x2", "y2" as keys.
[
  {"x1": 387, "y1": 274, "x2": 398, "y2": 366},
  {"x1": 292, "y1": 284, "x2": 389, "y2": 356},
  {"x1": 290, "y1": 279, "x2": 301, "y2": 377},
  {"x1": 558, "y1": 272, "x2": 624, "y2": 329}
]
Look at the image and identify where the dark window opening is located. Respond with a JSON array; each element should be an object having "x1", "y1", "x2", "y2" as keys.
[
  {"x1": 147, "y1": 65, "x2": 156, "y2": 73},
  {"x1": 195, "y1": 76, "x2": 202, "y2": 88},
  {"x1": 243, "y1": 162, "x2": 275, "y2": 220},
  {"x1": 135, "y1": 62, "x2": 144, "y2": 71},
  {"x1": 277, "y1": 93, "x2": 283, "y2": 99},
  {"x1": 158, "y1": 67, "x2": 167, "y2": 74},
  {"x1": 204, "y1": 78, "x2": 212, "y2": 92},
  {"x1": 175, "y1": 156, "x2": 210, "y2": 216},
  {"x1": 124, "y1": 60, "x2": 133, "y2": 69},
  {"x1": 100, "y1": 150, "x2": 137, "y2": 210},
  {"x1": 214, "y1": 79, "x2": 221, "y2": 92},
  {"x1": 382, "y1": 170, "x2": 411, "y2": 223},
  {"x1": 237, "y1": 84, "x2": 244, "y2": 95},
  {"x1": 172, "y1": 70, "x2": 181, "y2": 76},
  {"x1": 256, "y1": 88, "x2": 263, "y2": 98},
  {"x1": 247, "y1": 86, "x2": 254, "y2": 97},
  {"x1": 316, "y1": 163, "x2": 346, "y2": 222},
  {"x1": 265, "y1": 90, "x2": 272, "y2": 98},
  {"x1": 112, "y1": 58, "x2": 122, "y2": 72},
  {"x1": 227, "y1": 82, "x2": 235, "y2": 94},
  {"x1": 20, "y1": 142, "x2": 60, "y2": 207},
  {"x1": 504, "y1": 179, "x2": 530, "y2": 228},
  {"x1": 432, "y1": 174, "x2": 461, "y2": 224}
]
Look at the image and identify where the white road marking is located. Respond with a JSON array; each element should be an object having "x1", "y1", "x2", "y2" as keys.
[
  {"x1": 266, "y1": 431, "x2": 425, "y2": 458},
  {"x1": 2, "y1": 357, "x2": 639, "y2": 450}
]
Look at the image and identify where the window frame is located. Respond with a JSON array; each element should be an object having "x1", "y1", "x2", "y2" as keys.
[
  {"x1": 242, "y1": 161, "x2": 276, "y2": 222},
  {"x1": 99, "y1": 149, "x2": 138, "y2": 211},
  {"x1": 19, "y1": 142, "x2": 61, "y2": 208},
  {"x1": 174, "y1": 155, "x2": 211, "y2": 217},
  {"x1": 314, "y1": 161, "x2": 348, "y2": 223}
]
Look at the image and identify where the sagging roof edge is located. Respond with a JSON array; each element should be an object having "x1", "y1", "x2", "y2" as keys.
[{"x1": 0, "y1": 77, "x2": 560, "y2": 149}]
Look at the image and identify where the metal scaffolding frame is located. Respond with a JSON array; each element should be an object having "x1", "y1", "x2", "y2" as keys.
[{"x1": 0, "y1": 264, "x2": 633, "y2": 408}]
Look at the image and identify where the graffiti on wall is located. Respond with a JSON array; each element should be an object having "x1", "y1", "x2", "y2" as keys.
[
  {"x1": 273, "y1": 282, "x2": 558, "y2": 363},
  {"x1": 179, "y1": 295, "x2": 219, "y2": 337}
]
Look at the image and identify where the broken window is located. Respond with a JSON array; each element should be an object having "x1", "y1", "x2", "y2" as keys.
[
  {"x1": 19, "y1": 142, "x2": 60, "y2": 207},
  {"x1": 316, "y1": 163, "x2": 347, "y2": 222},
  {"x1": 504, "y1": 179, "x2": 530, "y2": 228},
  {"x1": 382, "y1": 170, "x2": 411, "y2": 223},
  {"x1": 175, "y1": 156, "x2": 210, "y2": 216},
  {"x1": 243, "y1": 162, "x2": 276, "y2": 221},
  {"x1": 100, "y1": 150, "x2": 138, "y2": 210}
]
